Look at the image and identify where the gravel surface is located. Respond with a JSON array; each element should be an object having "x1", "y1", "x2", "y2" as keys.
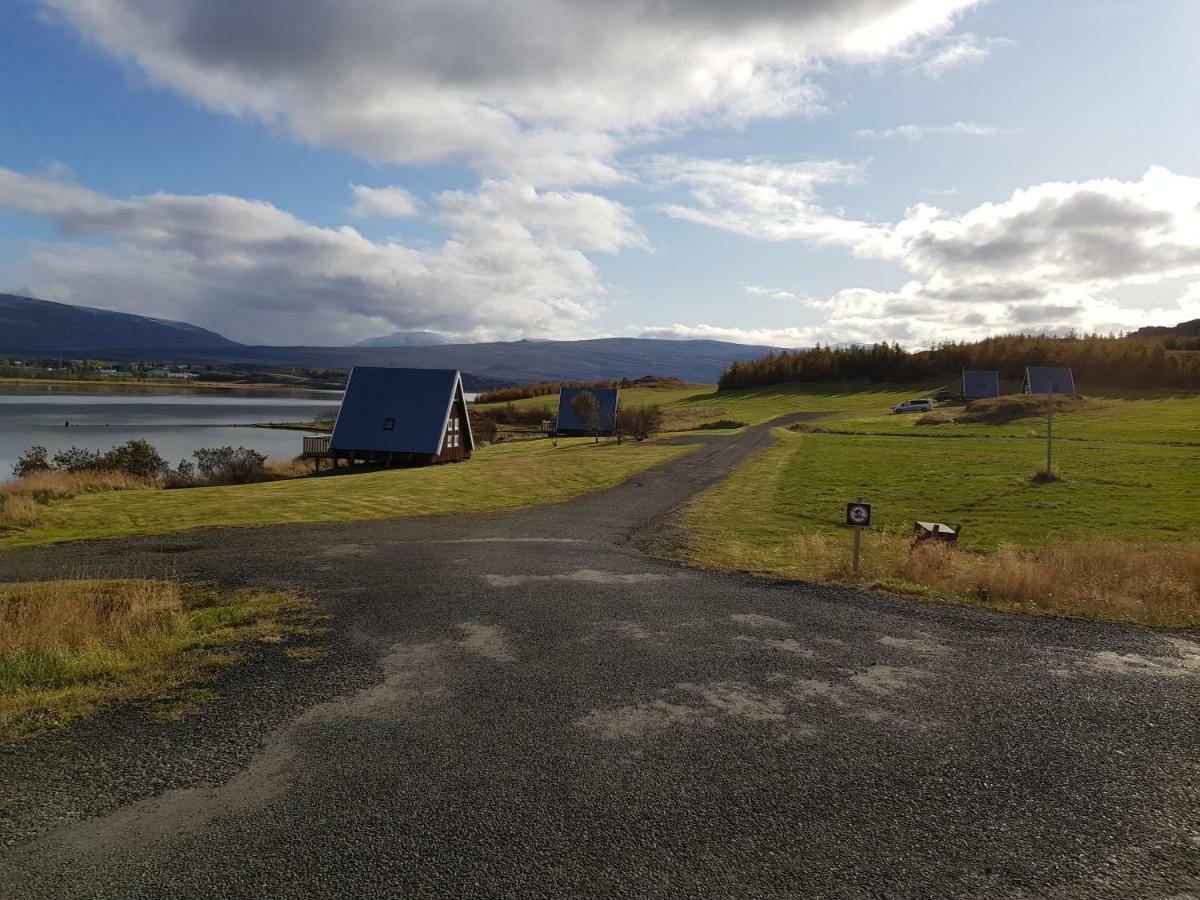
[{"x1": 1, "y1": 418, "x2": 1197, "y2": 898}]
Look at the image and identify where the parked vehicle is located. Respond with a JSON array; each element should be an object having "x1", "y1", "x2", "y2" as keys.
[{"x1": 892, "y1": 398, "x2": 934, "y2": 413}]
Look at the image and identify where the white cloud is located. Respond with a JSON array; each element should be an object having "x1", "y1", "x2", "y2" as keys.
[
  {"x1": 919, "y1": 32, "x2": 1014, "y2": 75},
  {"x1": 41, "y1": 0, "x2": 986, "y2": 185},
  {"x1": 348, "y1": 185, "x2": 420, "y2": 219},
  {"x1": 652, "y1": 163, "x2": 1200, "y2": 344},
  {"x1": 743, "y1": 284, "x2": 804, "y2": 301},
  {"x1": 0, "y1": 168, "x2": 643, "y2": 345},
  {"x1": 648, "y1": 155, "x2": 887, "y2": 247},
  {"x1": 855, "y1": 121, "x2": 1014, "y2": 140}
]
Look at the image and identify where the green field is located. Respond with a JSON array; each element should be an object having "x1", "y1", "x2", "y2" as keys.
[
  {"x1": 477, "y1": 381, "x2": 935, "y2": 430},
  {"x1": 1, "y1": 437, "x2": 692, "y2": 549},
  {"x1": 682, "y1": 384, "x2": 1200, "y2": 550},
  {"x1": 677, "y1": 383, "x2": 1200, "y2": 625}
]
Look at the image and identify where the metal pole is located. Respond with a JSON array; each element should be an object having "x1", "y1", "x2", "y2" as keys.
[
  {"x1": 852, "y1": 527, "x2": 862, "y2": 574},
  {"x1": 1046, "y1": 383, "x2": 1054, "y2": 478}
]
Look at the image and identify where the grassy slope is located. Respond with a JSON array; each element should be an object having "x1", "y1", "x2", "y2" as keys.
[
  {"x1": 476, "y1": 382, "x2": 935, "y2": 428},
  {"x1": 684, "y1": 385, "x2": 1200, "y2": 551},
  {"x1": 679, "y1": 383, "x2": 1200, "y2": 624},
  {"x1": 1, "y1": 437, "x2": 691, "y2": 548}
]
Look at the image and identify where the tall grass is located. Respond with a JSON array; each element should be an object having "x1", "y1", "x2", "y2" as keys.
[
  {"x1": 0, "y1": 580, "x2": 319, "y2": 738},
  {"x1": 0, "y1": 469, "x2": 152, "y2": 532},
  {"x1": 763, "y1": 533, "x2": 1200, "y2": 627}
]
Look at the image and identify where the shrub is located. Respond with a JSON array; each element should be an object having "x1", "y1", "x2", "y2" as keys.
[
  {"x1": 192, "y1": 446, "x2": 268, "y2": 484},
  {"x1": 695, "y1": 419, "x2": 748, "y2": 431},
  {"x1": 12, "y1": 446, "x2": 50, "y2": 479},
  {"x1": 619, "y1": 404, "x2": 665, "y2": 440},
  {"x1": 101, "y1": 439, "x2": 168, "y2": 480},
  {"x1": 165, "y1": 459, "x2": 197, "y2": 489},
  {"x1": 51, "y1": 446, "x2": 105, "y2": 473}
]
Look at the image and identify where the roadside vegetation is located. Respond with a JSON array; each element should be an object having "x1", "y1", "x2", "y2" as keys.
[
  {"x1": 679, "y1": 385, "x2": 1200, "y2": 627},
  {"x1": 0, "y1": 579, "x2": 323, "y2": 739},
  {"x1": 0, "y1": 438, "x2": 692, "y2": 548},
  {"x1": 1, "y1": 441, "x2": 314, "y2": 533}
]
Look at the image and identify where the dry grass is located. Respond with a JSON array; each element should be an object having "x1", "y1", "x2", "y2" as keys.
[
  {"x1": 263, "y1": 457, "x2": 314, "y2": 479},
  {"x1": 0, "y1": 470, "x2": 152, "y2": 532},
  {"x1": 919, "y1": 394, "x2": 1098, "y2": 427},
  {"x1": 0, "y1": 579, "x2": 320, "y2": 739},
  {"x1": 766, "y1": 533, "x2": 1200, "y2": 627}
]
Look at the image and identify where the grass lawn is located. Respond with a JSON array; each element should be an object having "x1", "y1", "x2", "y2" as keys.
[
  {"x1": 0, "y1": 437, "x2": 692, "y2": 548},
  {"x1": 476, "y1": 381, "x2": 938, "y2": 430},
  {"x1": 0, "y1": 579, "x2": 324, "y2": 739},
  {"x1": 679, "y1": 383, "x2": 1200, "y2": 627}
]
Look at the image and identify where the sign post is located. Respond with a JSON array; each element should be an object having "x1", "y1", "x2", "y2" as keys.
[
  {"x1": 845, "y1": 500, "x2": 872, "y2": 574},
  {"x1": 1046, "y1": 382, "x2": 1054, "y2": 478}
]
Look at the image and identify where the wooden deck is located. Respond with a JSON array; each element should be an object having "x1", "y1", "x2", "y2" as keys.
[{"x1": 302, "y1": 434, "x2": 332, "y2": 457}]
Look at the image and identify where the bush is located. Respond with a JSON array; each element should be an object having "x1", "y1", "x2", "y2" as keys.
[
  {"x1": 165, "y1": 459, "x2": 197, "y2": 488},
  {"x1": 193, "y1": 446, "x2": 268, "y2": 484},
  {"x1": 101, "y1": 439, "x2": 168, "y2": 480},
  {"x1": 12, "y1": 446, "x2": 50, "y2": 479},
  {"x1": 51, "y1": 446, "x2": 105, "y2": 473},
  {"x1": 619, "y1": 404, "x2": 664, "y2": 440}
]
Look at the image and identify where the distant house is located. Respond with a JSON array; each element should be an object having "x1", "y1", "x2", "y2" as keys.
[
  {"x1": 962, "y1": 369, "x2": 1000, "y2": 400},
  {"x1": 556, "y1": 387, "x2": 619, "y2": 437},
  {"x1": 1023, "y1": 366, "x2": 1076, "y2": 395},
  {"x1": 324, "y1": 366, "x2": 473, "y2": 466}
]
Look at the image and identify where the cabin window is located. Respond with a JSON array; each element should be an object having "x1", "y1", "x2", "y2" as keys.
[{"x1": 382, "y1": 417, "x2": 396, "y2": 431}]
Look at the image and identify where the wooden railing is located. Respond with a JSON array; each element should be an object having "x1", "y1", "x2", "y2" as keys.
[{"x1": 302, "y1": 434, "x2": 332, "y2": 456}]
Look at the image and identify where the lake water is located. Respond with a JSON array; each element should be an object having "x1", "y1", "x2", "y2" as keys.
[{"x1": 0, "y1": 383, "x2": 343, "y2": 480}]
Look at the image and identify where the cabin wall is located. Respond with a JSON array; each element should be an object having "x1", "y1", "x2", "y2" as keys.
[{"x1": 438, "y1": 397, "x2": 471, "y2": 461}]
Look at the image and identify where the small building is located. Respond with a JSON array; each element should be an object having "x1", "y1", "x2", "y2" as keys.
[
  {"x1": 322, "y1": 366, "x2": 474, "y2": 466},
  {"x1": 961, "y1": 369, "x2": 1000, "y2": 400},
  {"x1": 1023, "y1": 366, "x2": 1076, "y2": 395},
  {"x1": 556, "y1": 387, "x2": 619, "y2": 437}
]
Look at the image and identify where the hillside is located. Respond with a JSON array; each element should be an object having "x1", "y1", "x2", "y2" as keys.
[
  {"x1": 0, "y1": 294, "x2": 777, "y2": 383},
  {"x1": 0, "y1": 294, "x2": 240, "y2": 353},
  {"x1": 103, "y1": 337, "x2": 778, "y2": 385}
]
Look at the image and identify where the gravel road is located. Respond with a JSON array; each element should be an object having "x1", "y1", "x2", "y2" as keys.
[{"x1": 1, "y1": 418, "x2": 1197, "y2": 898}]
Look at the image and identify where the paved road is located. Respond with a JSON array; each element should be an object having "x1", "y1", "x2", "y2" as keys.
[{"x1": 1, "y1": 420, "x2": 1198, "y2": 898}]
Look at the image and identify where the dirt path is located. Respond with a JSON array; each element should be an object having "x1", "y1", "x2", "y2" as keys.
[{"x1": 1, "y1": 417, "x2": 1197, "y2": 898}]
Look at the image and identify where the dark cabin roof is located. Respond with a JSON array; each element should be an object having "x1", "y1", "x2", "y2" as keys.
[
  {"x1": 556, "y1": 387, "x2": 619, "y2": 432},
  {"x1": 330, "y1": 366, "x2": 471, "y2": 455},
  {"x1": 961, "y1": 369, "x2": 1000, "y2": 399},
  {"x1": 1023, "y1": 366, "x2": 1076, "y2": 395}
]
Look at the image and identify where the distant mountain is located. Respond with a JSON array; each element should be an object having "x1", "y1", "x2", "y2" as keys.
[
  {"x1": 95, "y1": 337, "x2": 779, "y2": 384},
  {"x1": 354, "y1": 330, "x2": 451, "y2": 348},
  {"x1": 0, "y1": 294, "x2": 780, "y2": 383},
  {"x1": 0, "y1": 294, "x2": 240, "y2": 353}
]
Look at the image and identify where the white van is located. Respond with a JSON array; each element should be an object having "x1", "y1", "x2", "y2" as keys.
[{"x1": 891, "y1": 398, "x2": 934, "y2": 414}]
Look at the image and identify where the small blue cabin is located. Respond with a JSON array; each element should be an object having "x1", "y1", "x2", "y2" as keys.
[
  {"x1": 556, "y1": 387, "x2": 619, "y2": 437},
  {"x1": 962, "y1": 369, "x2": 1000, "y2": 400},
  {"x1": 1022, "y1": 366, "x2": 1076, "y2": 395},
  {"x1": 323, "y1": 366, "x2": 473, "y2": 466}
]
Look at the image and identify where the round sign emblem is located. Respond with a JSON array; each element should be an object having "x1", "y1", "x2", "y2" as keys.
[{"x1": 846, "y1": 503, "x2": 872, "y2": 527}]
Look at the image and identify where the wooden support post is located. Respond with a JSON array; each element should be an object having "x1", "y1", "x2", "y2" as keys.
[{"x1": 852, "y1": 524, "x2": 862, "y2": 574}]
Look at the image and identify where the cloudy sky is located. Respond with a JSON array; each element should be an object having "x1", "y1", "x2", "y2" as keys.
[{"x1": 2, "y1": 0, "x2": 1199, "y2": 347}]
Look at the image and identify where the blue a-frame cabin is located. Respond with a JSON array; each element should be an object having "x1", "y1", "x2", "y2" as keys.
[{"x1": 321, "y1": 367, "x2": 474, "y2": 466}]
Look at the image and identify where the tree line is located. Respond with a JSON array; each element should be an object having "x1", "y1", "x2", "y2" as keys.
[{"x1": 718, "y1": 334, "x2": 1200, "y2": 391}]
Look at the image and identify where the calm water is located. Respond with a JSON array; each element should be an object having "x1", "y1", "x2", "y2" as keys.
[{"x1": 0, "y1": 383, "x2": 343, "y2": 479}]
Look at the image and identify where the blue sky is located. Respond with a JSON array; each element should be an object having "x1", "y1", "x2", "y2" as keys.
[{"x1": 2, "y1": 0, "x2": 1199, "y2": 346}]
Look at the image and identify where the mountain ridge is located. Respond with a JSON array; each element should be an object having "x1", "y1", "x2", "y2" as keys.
[
  {"x1": 0, "y1": 294, "x2": 780, "y2": 383},
  {"x1": 0, "y1": 294, "x2": 241, "y2": 352}
]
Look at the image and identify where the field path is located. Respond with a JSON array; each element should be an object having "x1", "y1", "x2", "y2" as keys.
[{"x1": 1, "y1": 415, "x2": 1197, "y2": 898}]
